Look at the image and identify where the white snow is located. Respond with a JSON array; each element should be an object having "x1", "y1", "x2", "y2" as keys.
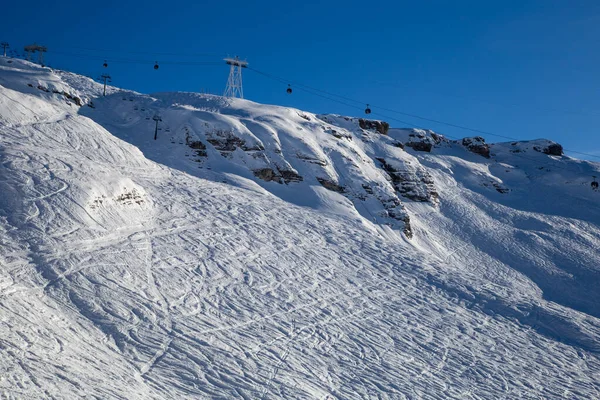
[{"x1": 1, "y1": 58, "x2": 599, "y2": 399}]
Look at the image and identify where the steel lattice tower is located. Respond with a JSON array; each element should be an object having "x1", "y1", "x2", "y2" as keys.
[
  {"x1": 223, "y1": 56, "x2": 248, "y2": 98},
  {"x1": 24, "y1": 44, "x2": 47, "y2": 65}
]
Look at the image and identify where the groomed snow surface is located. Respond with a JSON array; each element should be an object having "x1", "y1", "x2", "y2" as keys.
[{"x1": 1, "y1": 59, "x2": 599, "y2": 399}]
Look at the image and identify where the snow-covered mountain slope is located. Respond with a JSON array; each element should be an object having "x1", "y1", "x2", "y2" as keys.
[{"x1": 1, "y1": 58, "x2": 599, "y2": 399}]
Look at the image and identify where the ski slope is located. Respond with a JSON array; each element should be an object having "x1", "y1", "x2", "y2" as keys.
[{"x1": 1, "y1": 58, "x2": 599, "y2": 399}]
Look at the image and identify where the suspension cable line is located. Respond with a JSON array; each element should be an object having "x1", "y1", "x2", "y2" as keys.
[
  {"x1": 248, "y1": 68, "x2": 599, "y2": 180},
  {"x1": 247, "y1": 66, "x2": 600, "y2": 161}
]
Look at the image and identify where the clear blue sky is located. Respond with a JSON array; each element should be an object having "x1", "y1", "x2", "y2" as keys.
[{"x1": 2, "y1": 0, "x2": 599, "y2": 159}]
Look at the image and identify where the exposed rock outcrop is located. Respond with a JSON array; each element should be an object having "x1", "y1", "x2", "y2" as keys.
[
  {"x1": 462, "y1": 136, "x2": 490, "y2": 158},
  {"x1": 253, "y1": 168, "x2": 278, "y2": 182},
  {"x1": 376, "y1": 158, "x2": 439, "y2": 203},
  {"x1": 325, "y1": 127, "x2": 352, "y2": 140},
  {"x1": 358, "y1": 119, "x2": 390, "y2": 135},
  {"x1": 380, "y1": 197, "x2": 413, "y2": 238},
  {"x1": 534, "y1": 142, "x2": 563, "y2": 156},
  {"x1": 34, "y1": 84, "x2": 83, "y2": 106},
  {"x1": 253, "y1": 167, "x2": 303, "y2": 184},
  {"x1": 62, "y1": 91, "x2": 83, "y2": 106},
  {"x1": 280, "y1": 170, "x2": 303, "y2": 183},
  {"x1": 206, "y1": 129, "x2": 264, "y2": 155},
  {"x1": 296, "y1": 153, "x2": 328, "y2": 166},
  {"x1": 317, "y1": 178, "x2": 345, "y2": 193},
  {"x1": 402, "y1": 130, "x2": 444, "y2": 153},
  {"x1": 482, "y1": 180, "x2": 510, "y2": 194},
  {"x1": 187, "y1": 140, "x2": 207, "y2": 157},
  {"x1": 405, "y1": 141, "x2": 433, "y2": 152},
  {"x1": 114, "y1": 188, "x2": 144, "y2": 205}
]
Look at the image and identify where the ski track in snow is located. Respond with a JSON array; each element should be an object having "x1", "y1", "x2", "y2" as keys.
[{"x1": 1, "y1": 59, "x2": 600, "y2": 399}]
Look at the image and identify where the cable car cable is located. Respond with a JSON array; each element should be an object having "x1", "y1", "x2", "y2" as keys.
[
  {"x1": 247, "y1": 66, "x2": 600, "y2": 161},
  {"x1": 287, "y1": 80, "x2": 598, "y2": 180},
  {"x1": 51, "y1": 45, "x2": 227, "y2": 58}
]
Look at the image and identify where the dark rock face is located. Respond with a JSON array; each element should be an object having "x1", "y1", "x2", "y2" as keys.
[
  {"x1": 380, "y1": 197, "x2": 412, "y2": 238},
  {"x1": 402, "y1": 216, "x2": 413, "y2": 238},
  {"x1": 280, "y1": 170, "x2": 303, "y2": 183},
  {"x1": 534, "y1": 143, "x2": 563, "y2": 156},
  {"x1": 326, "y1": 128, "x2": 352, "y2": 140},
  {"x1": 253, "y1": 168, "x2": 303, "y2": 184},
  {"x1": 462, "y1": 136, "x2": 490, "y2": 158},
  {"x1": 60, "y1": 90, "x2": 83, "y2": 106},
  {"x1": 187, "y1": 140, "x2": 207, "y2": 157},
  {"x1": 188, "y1": 140, "x2": 206, "y2": 150},
  {"x1": 483, "y1": 180, "x2": 510, "y2": 194},
  {"x1": 358, "y1": 119, "x2": 390, "y2": 135},
  {"x1": 203, "y1": 129, "x2": 303, "y2": 184},
  {"x1": 405, "y1": 141, "x2": 432, "y2": 152},
  {"x1": 376, "y1": 158, "x2": 438, "y2": 203},
  {"x1": 206, "y1": 129, "x2": 264, "y2": 154},
  {"x1": 494, "y1": 184, "x2": 510, "y2": 194},
  {"x1": 296, "y1": 153, "x2": 328, "y2": 166},
  {"x1": 114, "y1": 188, "x2": 144, "y2": 205},
  {"x1": 509, "y1": 144, "x2": 524, "y2": 154},
  {"x1": 206, "y1": 135, "x2": 245, "y2": 152},
  {"x1": 430, "y1": 132, "x2": 444, "y2": 144},
  {"x1": 544, "y1": 143, "x2": 563, "y2": 156},
  {"x1": 297, "y1": 112, "x2": 311, "y2": 121},
  {"x1": 317, "y1": 177, "x2": 345, "y2": 193},
  {"x1": 402, "y1": 131, "x2": 442, "y2": 152},
  {"x1": 33, "y1": 85, "x2": 83, "y2": 106},
  {"x1": 253, "y1": 168, "x2": 278, "y2": 182}
]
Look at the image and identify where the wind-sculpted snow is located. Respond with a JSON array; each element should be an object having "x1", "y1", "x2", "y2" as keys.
[{"x1": 1, "y1": 59, "x2": 600, "y2": 399}]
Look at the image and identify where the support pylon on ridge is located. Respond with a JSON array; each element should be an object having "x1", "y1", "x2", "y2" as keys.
[
  {"x1": 223, "y1": 56, "x2": 248, "y2": 99},
  {"x1": 24, "y1": 43, "x2": 47, "y2": 65}
]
